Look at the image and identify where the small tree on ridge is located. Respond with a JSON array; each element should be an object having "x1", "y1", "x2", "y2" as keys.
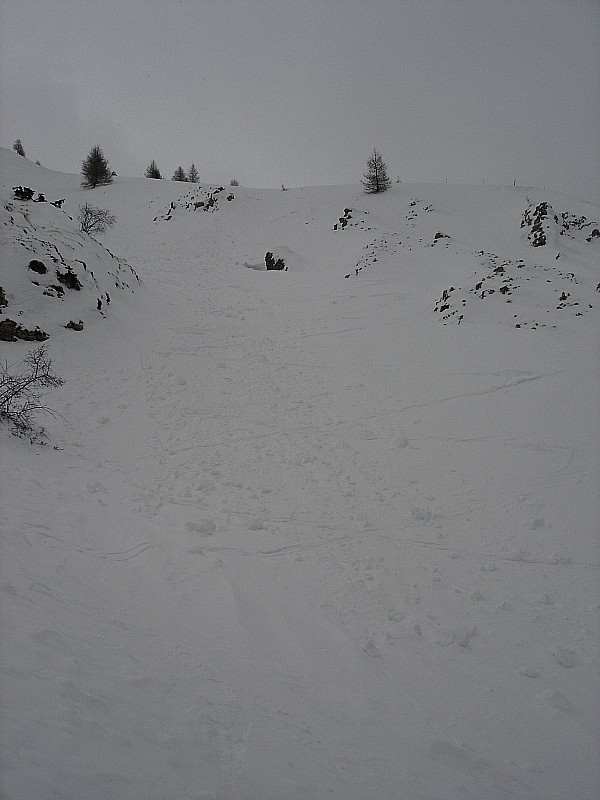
[
  {"x1": 362, "y1": 148, "x2": 391, "y2": 194},
  {"x1": 172, "y1": 166, "x2": 187, "y2": 182},
  {"x1": 188, "y1": 163, "x2": 199, "y2": 182},
  {"x1": 81, "y1": 145, "x2": 113, "y2": 188},
  {"x1": 13, "y1": 139, "x2": 26, "y2": 157},
  {"x1": 145, "y1": 159, "x2": 162, "y2": 179}
]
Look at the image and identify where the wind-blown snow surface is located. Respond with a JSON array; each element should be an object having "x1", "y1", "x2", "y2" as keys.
[{"x1": 1, "y1": 148, "x2": 599, "y2": 799}]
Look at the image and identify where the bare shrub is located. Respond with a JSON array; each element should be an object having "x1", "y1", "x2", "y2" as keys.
[
  {"x1": 0, "y1": 346, "x2": 64, "y2": 439},
  {"x1": 78, "y1": 202, "x2": 116, "y2": 235}
]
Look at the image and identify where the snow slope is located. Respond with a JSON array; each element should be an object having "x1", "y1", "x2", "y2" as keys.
[{"x1": 1, "y1": 148, "x2": 599, "y2": 799}]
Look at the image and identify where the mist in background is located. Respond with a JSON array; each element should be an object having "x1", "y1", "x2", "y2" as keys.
[{"x1": 1, "y1": 0, "x2": 598, "y2": 200}]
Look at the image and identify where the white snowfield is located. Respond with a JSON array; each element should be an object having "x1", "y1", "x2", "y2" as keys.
[{"x1": 1, "y1": 148, "x2": 599, "y2": 799}]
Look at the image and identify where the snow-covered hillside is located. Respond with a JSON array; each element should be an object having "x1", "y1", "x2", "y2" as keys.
[{"x1": 1, "y1": 148, "x2": 599, "y2": 800}]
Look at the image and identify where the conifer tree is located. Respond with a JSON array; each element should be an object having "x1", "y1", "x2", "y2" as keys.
[
  {"x1": 145, "y1": 159, "x2": 162, "y2": 179},
  {"x1": 172, "y1": 166, "x2": 187, "y2": 182},
  {"x1": 188, "y1": 163, "x2": 199, "y2": 182},
  {"x1": 361, "y1": 148, "x2": 391, "y2": 194},
  {"x1": 81, "y1": 145, "x2": 113, "y2": 188},
  {"x1": 13, "y1": 139, "x2": 26, "y2": 157}
]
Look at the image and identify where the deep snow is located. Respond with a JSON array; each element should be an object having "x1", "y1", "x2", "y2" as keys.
[{"x1": 1, "y1": 148, "x2": 599, "y2": 799}]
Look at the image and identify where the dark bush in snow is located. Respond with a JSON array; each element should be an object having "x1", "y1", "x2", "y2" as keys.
[
  {"x1": 265, "y1": 252, "x2": 286, "y2": 271},
  {"x1": 13, "y1": 186, "x2": 35, "y2": 201}
]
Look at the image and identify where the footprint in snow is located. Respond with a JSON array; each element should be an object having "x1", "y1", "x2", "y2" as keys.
[
  {"x1": 363, "y1": 638, "x2": 383, "y2": 658},
  {"x1": 248, "y1": 518, "x2": 267, "y2": 531},
  {"x1": 185, "y1": 519, "x2": 216, "y2": 536},
  {"x1": 552, "y1": 645, "x2": 578, "y2": 668},
  {"x1": 519, "y1": 665, "x2": 540, "y2": 678}
]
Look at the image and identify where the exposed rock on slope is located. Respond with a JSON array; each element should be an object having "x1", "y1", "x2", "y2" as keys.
[
  {"x1": 152, "y1": 184, "x2": 231, "y2": 222},
  {"x1": 434, "y1": 251, "x2": 596, "y2": 328},
  {"x1": 521, "y1": 201, "x2": 599, "y2": 247},
  {"x1": 0, "y1": 188, "x2": 139, "y2": 340}
]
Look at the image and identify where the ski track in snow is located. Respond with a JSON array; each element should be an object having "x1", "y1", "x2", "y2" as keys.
[{"x1": 1, "y1": 150, "x2": 599, "y2": 799}]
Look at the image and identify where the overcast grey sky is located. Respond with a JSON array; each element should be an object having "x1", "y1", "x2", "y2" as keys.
[{"x1": 1, "y1": 0, "x2": 598, "y2": 199}]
